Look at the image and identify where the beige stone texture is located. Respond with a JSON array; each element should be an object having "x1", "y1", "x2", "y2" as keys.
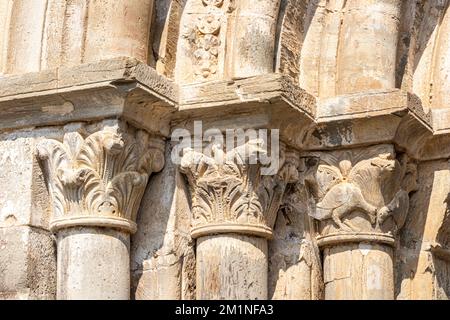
[
  {"x1": 56, "y1": 227, "x2": 130, "y2": 300},
  {"x1": 0, "y1": 226, "x2": 56, "y2": 299},
  {"x1": 1, "y1": 0, "x2": 450, "y2": 301},
  {"x1": 196, "y1": 234, "x2": 268, "y2": 300},
  {"x1": 131, "y1": 147, "x2": 194, "y2": 300},
  {"x1": 269, "y1": 184, "x2": 323, "y2": 300},
  {"x1": 396, "y1": 160, "x2": 450, "y2": 299},
  {"x1": 336, "y1": 0, "x2": 402, "y2": 94},
  {"x1": 324, "y1": 243, "x2": 394, "y2": 300},
  {"x1": 2, "y1": 0, "x2": 156, "y2": 74}
]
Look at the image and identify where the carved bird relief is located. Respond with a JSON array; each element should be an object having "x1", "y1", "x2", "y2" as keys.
[
  {"x1": 180, "y1": 140, "x2": 296, "y2": 231},
  {"x1": 305, "y1": 149, "x2": 397, "y2": 232},
  {"x1": 180, "y1": 140, "x2": 267, "y2": 225}
]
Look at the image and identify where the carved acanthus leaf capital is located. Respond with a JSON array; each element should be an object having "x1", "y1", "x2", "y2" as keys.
[
  {"x1": 180, "y1": 141, "x2": 299, "y2": 239},
  {"x1": 37, "y1": 123, "x2": 165, "y2": 233},
  {"x1": 301, "y1": 145, "x2": 417, "y2": 247}
]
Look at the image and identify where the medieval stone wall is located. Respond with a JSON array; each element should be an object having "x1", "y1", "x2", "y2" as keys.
[{"x1": 0, "y1": 0, "x2": 450, "y2": 300}]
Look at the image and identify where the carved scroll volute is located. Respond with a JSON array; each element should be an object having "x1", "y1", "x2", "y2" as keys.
[
  {"x1": 180, "y1": 141, "x2": 299, "y2": 239},
  {"x1": 37, "y1": 123, "x2": 165, "y2": 234},
  {"x1": 301, "y1": 145, "x2": 417, "y2": 247}
]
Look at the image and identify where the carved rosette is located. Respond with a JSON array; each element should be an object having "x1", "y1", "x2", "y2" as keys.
[
  {"x1": 301, "y1": 144, "x2": 417, "y2": 248},
  {"x1": 37, "y1": 123, "x2": 165, "y2": 234},
  {"x1": 180, "y1": 142, "x2": 299, "y2": 239}
]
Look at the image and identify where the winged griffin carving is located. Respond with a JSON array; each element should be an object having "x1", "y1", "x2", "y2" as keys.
[{"x1": 302, "y1": 145, "x2": 416, "y2": 234}]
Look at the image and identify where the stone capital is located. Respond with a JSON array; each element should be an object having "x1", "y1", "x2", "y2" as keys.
[
  {"x1": 301, "y1": 144, "x2": 417, "y2": 248},
  {"x1": 179, "y1": 141, "x2": 299, "y2": 239},
  {"x1": 37, "y1": 121, "x2": 165, "y2": 234}
]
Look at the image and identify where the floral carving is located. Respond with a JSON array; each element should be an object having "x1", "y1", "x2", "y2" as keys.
[
  {"x1": 37, "y1": 123, "x2": 165, "y2": 233},
  {"x1": 180, "y1": 141, "x2": 299, "y2": 239},
  {"x1": 183, "y1": 0, "x2": 227, "y2": 79}
]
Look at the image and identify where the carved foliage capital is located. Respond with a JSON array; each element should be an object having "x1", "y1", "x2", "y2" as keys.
[
  {"x1": 180, "y1": 142, "x2": 299, "y2": 239},
  {"x1": 37, "y1": 123, "x2": 165, "y2": 233},
  {"x1": 301, "y1": 145, "x2": 417, "y2": 247}
]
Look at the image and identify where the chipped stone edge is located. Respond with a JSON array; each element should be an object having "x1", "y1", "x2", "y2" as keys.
[{"x1": 0, "y1": 57, "x2": 178, "y2": 104}]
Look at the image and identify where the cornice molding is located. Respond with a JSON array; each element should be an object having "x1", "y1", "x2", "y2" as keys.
[{"x1": 2, "y1": 57, "x2": 450, "y2": 160}]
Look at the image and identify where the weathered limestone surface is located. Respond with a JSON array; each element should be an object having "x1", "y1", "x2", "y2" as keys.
[
  {"x1": 396, "y1": 160, "x2": 450, "y2": 300},
  {"x1": 2, "y1": 0, "x2": 156, "y2": 74},
  {"x1": 324, "y1": 243, "x2": 394, "y2": 300},
  {"x1": 0, "y1": 226, "x2": 55, "y2": 300},
  {"x1": 131, "y1": 147, "x2": 195, "y2": 300},
  {"x1": 56, "y1": 227, "x2": 130, "y2": 300},
  {"x1": 178, "y1": 140, "x2": 299, "y2": 299},
  {"x1": 36, "y1": 120, "x2": 165, "y2": 300},
  {"x1": 2, "y1": 0, "x2": 450, "y2": 301},
  {"x1": 269, "y1": 183, "x2": 323, "y2": 300},
  {"x1": 196, "y1": 235, "x2": 268, "y2": 300},
  {"x1": 0, "y1": 128, "x2": 58, "y2": 299}
]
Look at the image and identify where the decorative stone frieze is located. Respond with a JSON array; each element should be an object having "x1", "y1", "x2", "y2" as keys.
[
  {"x1": 37, "y1": 122, "x2": 165, "y2": 234},
  {"x1": 3, "y1": 0, "x2": 450, "y2": 302},
  {"x1": 180, "y1": 141, "x2": 299, "y2": 239}
]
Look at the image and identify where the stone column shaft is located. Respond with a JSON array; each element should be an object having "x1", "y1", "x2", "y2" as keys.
[
  {"x1": 303, "y1": 145, "x2": 417, "y2": 300},
  {"x1": 322, "y1": 241, "x2": 394, "y2": 300},
  {"x1": 232, "y1": 0, "x2": 281, "y2": 78},
  {"x1": 180, "y1": 140, "x2": 298, "y2": 299},
  {"x1": 84, "y1": 0, "x2": 154, "y2": 63},
  {"x1": 6, "y1": 0, "x2": 47, "y2": 74},
  {"x1": 0, "y1": 0, "x2": 11, "y2": 74},
  {"x1": 433, "y1": 4, "x2": 450, "y2": 109},
  {"x1": 337, "y1": 0, "x2": 402, "y2": 93},
  {"x1": 56, "y1": 227, "x2": 130, "y2": 300},
  {"x1": 196, "y1": 235, "x2": 268, "y2": 300}
]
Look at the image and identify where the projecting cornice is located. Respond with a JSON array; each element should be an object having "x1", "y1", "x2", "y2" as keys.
[
  {"x1": 1, "y1": 56, "x2": 450, "y2": 160},
  {"x1": 0, "y1": 57, "x2": 178, "y2": 137}
]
